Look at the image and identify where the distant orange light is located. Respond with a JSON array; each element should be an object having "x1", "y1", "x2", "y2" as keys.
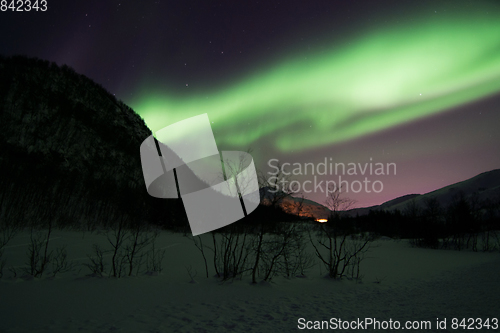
[{"x1": 316, "y1": 219, "x2": 328, "y2": 223}]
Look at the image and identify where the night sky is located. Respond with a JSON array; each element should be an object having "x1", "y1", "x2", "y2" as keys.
[{"x1": 2, "y1": 0, "x2": 500, "y2": 208}]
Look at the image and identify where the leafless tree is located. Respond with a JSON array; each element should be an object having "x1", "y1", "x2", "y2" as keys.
[
  {"x1": 309, "y1": 185, "x2": 369, "y2": 280},
  {"x1": 213, "y1": 227, "x2": 252, "y2": 281},
  {"x1": 260, "y1": 222, "x2": 314, "y2": 281},
  {"x1": 107, "y1": 216, "x2": 127, "y2": 278},
  {"x1": 325, "y1": 184, "x2": 356, "y2": 217}
]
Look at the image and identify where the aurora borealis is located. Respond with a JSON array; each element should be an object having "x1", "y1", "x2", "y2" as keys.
[
  {"x1": 133, "y1": 11, "x2": 500, "y2": 152},
  {"x1": 2, "y1": 0, "x2": 500, "y2": 207}
]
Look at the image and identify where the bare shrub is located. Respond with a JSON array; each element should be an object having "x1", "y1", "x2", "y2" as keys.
[
  {"x1": 279, "y1": 223, "x2": 315, "y2": 278},
  {"x1": 212, "y1": 226, "x2": 253, "y2": 281},
  {"x1": 307, "y1": 184, "x2": 370, "y2": 280},
  {"x1": 85, "y1": 244, "x2": 107, "y2": 277},
  {"x1": 192, "y1": 235, "x2": 209, "y2": 278},
  {"x1": 309, "y1": 222, "x2": 370, "y2": 280},
  {"x1": 258, "y1": 223, "x2": 314, "y2": 282},
  {"x1": 0, "y1": 224, "x2": 17, "y2": 279},
  {"x1": 85, "y1": 224, "x2": 163, "y2": 277},
  {"x1": 106, "y1": 217, "x2": 128, "y2": 278},
  {"x1": 124, "y1": 224, "x2": 153, "y2": 276},
  {"x1": 25, "y1": 227, "x2": 53, "y2": 278},
  {"x1": 145, "y1": 241, "x2": 166, "y2": 274},
  {"x1": 51, "y1": 245, "x2": 75, "y2": 277}
]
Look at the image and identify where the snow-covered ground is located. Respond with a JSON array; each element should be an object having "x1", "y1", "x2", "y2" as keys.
[{"x1": 0, "y1": 228, "x2": 498, "y2": 332}]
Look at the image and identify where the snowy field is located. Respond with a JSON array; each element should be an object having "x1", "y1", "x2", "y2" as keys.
[{"x1": 0, "y1": 228, "x2": 499, "y2": 332}]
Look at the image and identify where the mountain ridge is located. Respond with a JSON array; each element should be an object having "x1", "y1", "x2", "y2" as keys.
[
  {"x1": 276, "y1": 169, "x2": 500, "y2": 219},
  {"x1": 346, "y1": 168, "x2": 500, "y2": 216}
]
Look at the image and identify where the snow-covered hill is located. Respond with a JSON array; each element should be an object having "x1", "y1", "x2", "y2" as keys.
[{"x1": 347, "y1": 169, "x2": 500, "y2": 216}]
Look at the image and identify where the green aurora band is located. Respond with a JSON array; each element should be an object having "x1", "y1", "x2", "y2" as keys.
[{"x1": 132, "y1": 11, "x2": 500, "y2": 152}]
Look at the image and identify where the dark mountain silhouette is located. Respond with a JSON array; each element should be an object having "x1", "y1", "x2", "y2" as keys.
[{"x1": 0, "y1": 55, "x2": 188, "y2": 229}]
